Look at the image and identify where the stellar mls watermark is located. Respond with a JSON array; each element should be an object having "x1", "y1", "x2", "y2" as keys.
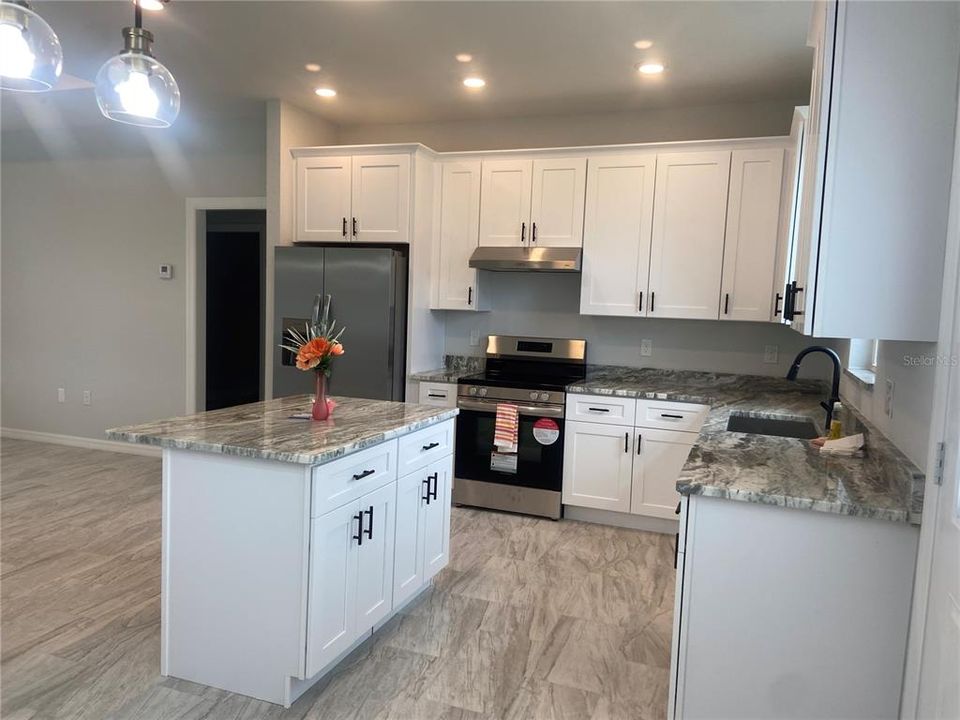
[{"x1": 902, "y1": 354, "x2": 959, "y2": 367}]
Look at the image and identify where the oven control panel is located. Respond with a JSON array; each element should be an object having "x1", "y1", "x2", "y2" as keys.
[{"x1": 457, "y1": 384, "x2": 565, "y2": 406}]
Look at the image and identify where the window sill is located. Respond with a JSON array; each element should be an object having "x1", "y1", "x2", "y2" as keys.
[{"x1": 844, "y1": 367, "x2": 876, "y2": 388}]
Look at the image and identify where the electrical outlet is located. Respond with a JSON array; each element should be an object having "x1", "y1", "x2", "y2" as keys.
[
  {"x1": 57, "y1": 387, "x2": 65, "y2": 403},
  {"x1": 469, "y1": 330, "x2": 481, "y2": 347},
  {"x1": 640, "y1": 339, "x2": 653, "y2": 357},
  {"x1": 763, "y1": 345, "x2": 779, "y2": 364},
  {"x1": 884, "y1": 379, "x2": 895, "y2": 419},
  {"x1": 82, "y1": 390, "x2": 92, "y2": 406}
]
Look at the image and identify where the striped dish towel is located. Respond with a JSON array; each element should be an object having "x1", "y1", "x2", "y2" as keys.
[{"x1": 493, "y1": 403, "x2": 519, "y2": 453}]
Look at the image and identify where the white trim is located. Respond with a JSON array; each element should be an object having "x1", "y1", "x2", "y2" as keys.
[
  {"x1": 1, "y1": 427, "x2": 162, "y2": 458},
  {"x1": 563, "y1": 505, "x2": 679, "y2": 535},
  {"x1": 900, "y1": 82, "x2": 960, "y2": 718},
  {"x1": 185, "y1": 197, "x2": 267, "y2": 415}
]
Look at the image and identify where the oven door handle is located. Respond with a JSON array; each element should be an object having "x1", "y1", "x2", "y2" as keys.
[{"x1": 456, "y1": 399, "x2": 565, "y2": 418}]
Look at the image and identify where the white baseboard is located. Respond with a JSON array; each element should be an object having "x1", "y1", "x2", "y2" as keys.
[
  {"x1": 1, "y1": 427, "x2": 161, "y2": 458},
  {"x1": 563, "y1": 505, "x2": 679, "y2": 534}
]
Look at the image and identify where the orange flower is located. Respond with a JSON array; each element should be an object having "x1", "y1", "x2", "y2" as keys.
[
  {"x1": 296, "y1": 337, "x2": 329, "y2": 370},
  {"x1": 330, "y1": 342, "x2": 344, "y2": 356}
]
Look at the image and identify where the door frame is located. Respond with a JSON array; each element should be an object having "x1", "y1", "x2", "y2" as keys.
[
  {"x1": 900, "y1": 89, "x2": 960, "y2": 717},
  {"x1": 185, "y1": 197, "x2": 267, "y2": 414}
]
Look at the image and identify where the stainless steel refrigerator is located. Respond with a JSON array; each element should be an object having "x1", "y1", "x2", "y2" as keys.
[{"x1": 274, "y1": 246, "x2": 408, "y2": 401}]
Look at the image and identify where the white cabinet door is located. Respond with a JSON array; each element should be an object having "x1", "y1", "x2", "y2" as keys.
[
  {"x1": 579, "y1": 153, "x2": 657, "y2": 317},
  {"x1": 630, "y1": 428, "x2": 696, "y2": 520},
  {"x1": 354, "y1": 481, "x2": 396, "y2": 633},
  {"x1": 305, "y1": 500, "x2": 360, "y2": 677},
  {"x1": 393, "y1": 469, "x2": 426, "y2": 608},
  {"x1": 436, "y1": 161, "x2": 481, "y2": 310},
  {"x1": 648, "y1": 151, "x2": 731, "y2": 320},
  {"x1": 296, "y1": 156, "x2": 352, "y2": 242},
  {"x1": 562, "y1": 420, "x2": 633, "y2": 513},
  {"x1": 351, "y1": 154, "x2": 410, "y2": 243},
  {"x1": 774, "y1": 108, "x2": 808, "y2": 325},
  {"x1": 479, "y1": 159, "x2": 532, "y2": 246},
  {"x1": 720, "y1": 148, "x2": 784, "y2": 322},
  {"x1": 422, "y1": 458, "x2": 451, "y2": 580},
  {"x1": 530, "y1": 158, "x2": 587, "y2": 247}
]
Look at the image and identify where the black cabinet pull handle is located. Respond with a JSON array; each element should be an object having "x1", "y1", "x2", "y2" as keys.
[
  {"x1": 675, "y1": 501, "x2": 682, "y2": 515},
  {"x1": 674, "y1": 533, "x2": 679, "y2": 569},
  {"x1": 723, "y1": 293, "x2": 730, "y2": 315},
  {"x1": 353, "y1": 512, "x2": 364, "y2": 546},
  {"x1": 422, "y1": 477, "x2": 431, "y2": 503},
  {"x1": 624, "y1": 432, "x2": 629, "y2": 453},
  {"x1": 774, "y1": 293, "x2": 783, "y2": 317},
  {"x1": 638, "y1": 291, "x2": 643, "y2": 312},
  {"x1": 422, "y1": 441, "x2": 440, "y2": 451},
  {"x1": 637, "y1": 433, "x2": 642, "y2": 455},
  {"x1": 342, "y1": 217, "x2": 348, "y2": 237},
  {"x1": 468, "y1": 286, "x2": 473, "y2": 306},
  {"x1": 661, "y1": 413, "x2": 684, "y2": 419},
  {"x1": 521, "y1": 222, "x2": 526, "y2": 243},
  {"x1": 426, "y1": 394, "x2": 445, "y2": 399},
  {"x1": 352, "y1": 469, "x2": 376, "y2": 481},
  {"x1": 650, "y1": 291, "x2": 655, "y2": 312},
  {"x1": 588, "y1": 407, "x2": 610, "y2": 413},
  {"x1": 364, "y1": 505, "x2": 374, "y2": 540},
  {"x1": 352, "y1": 217, "x2": 358, "y2": 236},
  {"x1": 531, "y1": 222, "x2": 537, "y2": 242},
  {"x1": 790, "y1": 281, "x2": 805, "y2": 317},
  {"x1": 428, "y1": 472, "x2": 439, "y2": 501}
]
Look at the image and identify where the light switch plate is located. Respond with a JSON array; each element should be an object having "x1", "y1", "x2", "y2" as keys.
[
  {"x1": 640, "y1": 339, "x2": 653, "y2": 357},
  {"x1": 159, "y1": 263, "x2": 173, "y2": 280},
  {"x1": 469, "y1": 330, "x2": 481, "y2": 347},
  {"x1": 57, "y1": 387, "x2": 65, "y2": 403},
  {"x1": 82, "y1": 390, "x2": 92, "y2": 406},
  {"x1": 763, "y1": 345, "x2": 779, "y2": 364}
]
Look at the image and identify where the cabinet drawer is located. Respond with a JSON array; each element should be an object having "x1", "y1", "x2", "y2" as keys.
[
  {"x1": 311, "y1": 441, "x2": 397, "y2": 517},
  {"x1": 635, "y1": 400, "x2": 708, "y2": 433},
  {"x1": 397, "y1": 420, "x2": 454, "y2": 476},
  {"x1": 566, "y1": 395, "x2": 637, "y2": 426},
  {"x1": 417, "y1": 382, "x2": 457, "y2": 408}
]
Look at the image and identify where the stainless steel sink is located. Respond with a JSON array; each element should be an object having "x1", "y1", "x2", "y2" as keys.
[{"x1": 726, "y1": 412, "x2": 819, "y2": 440}]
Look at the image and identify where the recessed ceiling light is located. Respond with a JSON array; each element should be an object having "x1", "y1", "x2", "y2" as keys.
[
  {"x1": 304, "y1": 63, "x2": 322, "y2": 73},
  {"x1": 463, "y1": 77, "x2": 486, "y2": 88},
  {"x1": 637, "y1": 62, "x2": 665, "y2": 75},
  {"x1": 633, "y1": 39, "x2": 654, "y2": 50},
  {"x1": 139, "y1": 0, "x2": 166, "y2": 10},
  {"x1": 315, "y1": 87, "x2": 337, "y2": 98},
  {"x1": 455, "y1": 53, "x2": 473, "y2": 63}
]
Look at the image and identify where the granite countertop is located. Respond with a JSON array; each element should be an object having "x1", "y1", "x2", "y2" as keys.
[
  {"x1": 569, "y1": 367, "x2": 924, "y2": 525},
  {"x1": 107, "y1": 395, "x2": 458, "y2": 465},
  {"x1": 409, "y1": 355, "x2": 485, "y2": 385},
  {"x1": 409, "y1": 368, "x2": 464, "y2": 384}
]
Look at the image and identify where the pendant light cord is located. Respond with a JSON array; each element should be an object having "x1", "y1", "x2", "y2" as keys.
[{"x1": 134, "y1": 0, "x2": 142, "y2": 31}]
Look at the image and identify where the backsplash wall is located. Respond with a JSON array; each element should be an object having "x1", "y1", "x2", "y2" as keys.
[{"x1": 442, "y1": 272, "x2": 841, "y2": 380}]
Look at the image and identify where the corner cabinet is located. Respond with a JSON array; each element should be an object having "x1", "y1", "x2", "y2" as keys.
[
  {"x1": 294, "y1": 152, "x2": 411, "y2": 244},
  {"x1": 784, "y1": 0, "x2": 959, "y2": 341}
]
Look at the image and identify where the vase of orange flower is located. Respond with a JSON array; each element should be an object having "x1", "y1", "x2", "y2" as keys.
[{"x1": 280, "y1": 294, "x2": 345, "y2": 421}]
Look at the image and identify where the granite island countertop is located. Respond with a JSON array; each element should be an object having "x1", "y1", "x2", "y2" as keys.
[
  {"x1": 569, "y1": 367, "x2": 925, "y2": 525},
  {"x1": 107, "y1": 395, "x2": 458, "y2": 465}
]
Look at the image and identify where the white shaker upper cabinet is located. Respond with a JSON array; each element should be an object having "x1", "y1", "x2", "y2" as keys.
[
  {"x1": 296, "y1": 156, "x2": 352, "y2": 242},
  {"x1": 351, "y1": 154, "x2": 410, "y2": 243},
  {"x1": 648, "y1": 151, "x2": 731, "y2": 320},
  {"x1": 529, "y1": 158, "x2": 587, "y2": 247},
  {"x1": 719, "y1": 148, "x2": 784, "y2": 322},
  {"x1": 478, "y1": 159, "x2": 533, "y2": 246},
  {"x1": 579, "y1": 153, "x2": 657, "y2": 317},
  {"x1": 435, "y1": 161, "x2": 482, "y2": 310}
]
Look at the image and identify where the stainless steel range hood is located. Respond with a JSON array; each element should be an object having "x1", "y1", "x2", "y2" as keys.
[{"x1": 468, "y1": 246, "x2": 581, "y2": 272}]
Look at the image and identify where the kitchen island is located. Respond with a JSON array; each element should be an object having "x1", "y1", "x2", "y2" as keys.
[{"x1": 108, "y1": 395, "x2": 457, "y2": 706}]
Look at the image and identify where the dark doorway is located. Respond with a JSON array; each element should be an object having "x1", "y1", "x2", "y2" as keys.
[{"x1": 203, "y1": 209, "x2": 266, "y2": 411}]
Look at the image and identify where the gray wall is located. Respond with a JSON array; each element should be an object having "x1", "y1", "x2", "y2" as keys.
[{"x1": 1, "y1": 114, "x2": 266, "y2": 439}]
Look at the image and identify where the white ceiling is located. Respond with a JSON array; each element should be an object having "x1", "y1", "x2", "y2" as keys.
[{"x1": 1, "y1": 0, "x2": 812, "y2": 132}]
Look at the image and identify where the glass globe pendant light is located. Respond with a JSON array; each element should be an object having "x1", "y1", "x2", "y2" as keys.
[
  {"x1": 94, "y1": 0, "x2": 179, "y2": 128},
  {"x1": 0, "y1": 0, "x2": 63, "y2": 92}
]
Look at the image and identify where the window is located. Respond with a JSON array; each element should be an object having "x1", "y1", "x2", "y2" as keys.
[{"x1": 847, "y1": 338, "x2": 878, "y2": 386}]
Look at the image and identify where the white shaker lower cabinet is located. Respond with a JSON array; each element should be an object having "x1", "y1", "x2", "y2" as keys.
[
  {"x1": 562, "y1": 420, "x2": 635, "y2": 512},
  {"x1": 417, "y1": 382, "x2": 457, "y2": 408},
  {"x1": 670, "y1": 495, "x2": 919, "y2": 719},
  {"x1": 562, "y1": 395, "x2": 707, "y2": 522},
  {"x1": 393, "y1": 457, "x2": 452, "y2": 608}
]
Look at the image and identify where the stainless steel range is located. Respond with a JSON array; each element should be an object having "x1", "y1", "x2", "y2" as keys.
[{"x1": 453, "y1": 335, "x2": 587, "y2": 520}]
